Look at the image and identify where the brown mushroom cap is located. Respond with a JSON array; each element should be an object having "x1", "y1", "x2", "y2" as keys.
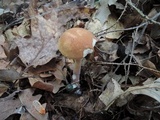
[{"x1": 58, "y1": 28, "x2": 97, "y2": 59}]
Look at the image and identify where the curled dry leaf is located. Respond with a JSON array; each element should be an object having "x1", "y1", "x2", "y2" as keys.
[
  {"x1": 100, "y1": 78, "x2": 160, "y2": 110},
  {"x1": 29, "y1": 77, "x2": 64, "y2": 93},
  {"x1": 118, "y1": 78, "x2": 160, "y2": 107},
  {"x1": 142, "y1": 60, "x2": 160, "y2": 77},
  {"x1": 97, "y1": 40, "x2": 119, "y2": 61},
  {"x1": 29, "y1": 77, "x2": 54, "y2": 92},
  {"x1": 85, "y1": 18, "x2": 102, "y2": 34},
  {"x1": 99, "y1": 78, "x2": 124, "y2": 110},
  {"x1": 52, "y1": 60, "x2": 67, "y2": 81},
  {"x1": 12, "y1": 19, "x2": 30, "y2": 38},
  {"x1": 46, "y1": 79, "x2": 64, "y2": 94},
  {"x1": 4, "y1": 29, "x2": 16, "y2": 42},
  {"x1": 98, "y1": 40, "x2": 118, "y2": 54},
  {"x1": 129, "y1": 76, "x2": 141, "y2": 85}
]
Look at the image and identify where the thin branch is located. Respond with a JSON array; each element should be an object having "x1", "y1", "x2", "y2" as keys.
[
  {"x1": 95, "y1": 61, "x2": 160, "y2": 75},
  {"x1": 95, "y1": 22, "x2": 147, "y2": 37},
  {"x1": 126, "y1": 0, "x2": 160, "y2": 25}
]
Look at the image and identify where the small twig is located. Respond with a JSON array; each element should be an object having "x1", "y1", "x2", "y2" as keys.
[
  {"x1": 95, "y1": 22, "x2": 147, "y2": 37},
  {"x1": 95, "y1": 61, "x2": 160, "y2": 75},
  {"x1": 0, "y1": 90, "x2": 22, "y2": 102},
  {"x1": 126, "y1": 0, "x2": 160, "y2": 25},
  {"x1": 101, "y1": 2, "x2": 128, "y2": 33}
]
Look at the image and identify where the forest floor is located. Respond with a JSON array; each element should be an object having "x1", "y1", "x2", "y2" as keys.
[{"x1": 0, "y1": 0, "x2": 160, "y2": 120}]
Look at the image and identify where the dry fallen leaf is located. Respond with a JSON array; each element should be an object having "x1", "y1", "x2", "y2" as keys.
[
  {"x1": 94, "y1": 0, "x2": 112, "y2": 24},
  {"x1": 48, "y1": 80, "x2": 64, "y2": 94},
  {"x1": 52, "y1": 60, "x2": 67, "y2": 81},
  {"x1": 5, "y1": 29, "x2": 16, "y2": 42},
  {"x1": 129, "y1": 76, "x2": 141, "y2": 85},
  {"x1": 0, "y1": 35, "x2": 5, "y2": 45},
  {"x1": 118, "y1": 78, "x2": 160, "y2": 107},
  {"x1": 99, "y1": 78, "x2": 124, "y2": 110},
  {"x1": 0, "y1": 46, "x2": 7, "y2": 59},
  {"x1": 0, "y1": 60, "x2": 9, "y2": 69},
  {"x1": 15, "y1": 17, "x2": 59, "y2": 67},
  {"x1": 142, "y1": 60, "x2": 160, "y2": 77},
  {"x1": 0, "y1": 99, "x2": 21, "y2": 120},
  {"x1": 19, "y1": 88, "x2": 48, "y2": 120},
  {"x1": 85, "y1": 18, "x2": 102, "y2": 34},
  {"x1": 15, "y1": 0, "x2": 94, "y2": 67},
  {"x1": 103, "y1": 15, "x2": 124, "y2": 39},
  {"x1": 29, "y1": 76, "x2": 64, "y2": 94},
  {"x1": 97, "y1": 40, "x2": 119, "y2": 61},
  {"x1": 29, "y1": 77, "x2": 54, "y2": 92},
  {"x1": 100, "y1": 78, "x2": 160, "y2": 110},
  {"x1": 149, "y1": 8, "x2": 160, "y2": 39},
  {"x1": 0, "y1": 68, "x2": 21, "y2": 82},
  {"x1": 0, "y1": 83, "x2": 8, "y2": 96},
  {"x1": 20, "y1": 112, "x2": 36, "y2": 120},
  {"x1": 15, "y1": 0, "x2": 60, "y2": 67},
  {"x1": 12, "y1": 19, "x2": 30, "y2": 38}
]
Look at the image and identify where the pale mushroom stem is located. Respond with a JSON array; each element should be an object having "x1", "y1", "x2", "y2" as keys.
[{"x1": 72, "y1": 59, "x2": 82, "y2": 87}]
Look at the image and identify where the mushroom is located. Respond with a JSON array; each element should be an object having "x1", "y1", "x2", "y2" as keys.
[{"x1": 58, "y1": 28, "x2": 97, "y2": 89}]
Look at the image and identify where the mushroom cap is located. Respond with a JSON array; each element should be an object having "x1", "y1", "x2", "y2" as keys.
[{"x1": 58, "y1": 28, "x2": 97, "y2": 59}]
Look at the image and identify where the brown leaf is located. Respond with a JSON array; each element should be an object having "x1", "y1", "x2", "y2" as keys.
[
  {"x1": 15, "y1": 6, "x2": 60, "y2": 67},
  {"x1": 16, "y1": 36, "x2": 58, "y2": 67},
  {"x1": 149, "y1": 9, "x2": 160, "y2": 39},
  {"x1": 29, "y1": 77, "x2": 64, "y2": 93},
  {"x1": 19, "y1": 88, "x2": 48, "y2": 120},
  {"x1": 55, "y1": 92, "x2": 105, "y2": 113},
  {"x1": 48, "y1": 80, "x2": 64, "y2": 94},
  {"x1": 52, "y1": 60, "x2": 67, "y2": 81},
  {"x1": 29, "y1": 77, "x2": 54, "y2": 92},
  {"x1": 0, "y1": 68, "x2": 21, "y2": 82},
  {"x1": 0, "y1": 46, "x2": 7, "y2": 59},
  {"x1": 142, "y1": 60, "x2": 160, "y2": 77},
  {"x1": 12, "y1": 19, "x2": 30, "y2": 38},
  {"x1": 0, "y1": 99, "x2": 21, "y2": 120},
  {"x1": 97, "y1": 40, "x2": 119, "y2": 61},
  {"x1": 20, "y1": 112, "x2": 36, "y2": 120},
  {"x1": 99, "y1": 79, "x2": 124, "y2": 110},
  {"x1": 0, "y1": 35, "x2": 5, "y2": 45},
  {"x1": 0, "y1": 83, "x2": 8, "y2": 96},
  {"x1": 28, "y1": 59, "x2": 58, "y2": 75},
  {"x1": 15, "y1": 0, "x2": 94, "y2": 67},
  {"x1": 0, "y1": 60, "x2": 9, "y2": 69}
]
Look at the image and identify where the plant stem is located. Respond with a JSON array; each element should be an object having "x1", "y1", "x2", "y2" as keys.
[{"x1": 72, "y1": 59, "x2": 82, "y2": 86}]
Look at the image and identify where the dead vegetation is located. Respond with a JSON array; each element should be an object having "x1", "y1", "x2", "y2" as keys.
[{"x1": 1, "y1": 0, "x2": 160, "y2": 120}]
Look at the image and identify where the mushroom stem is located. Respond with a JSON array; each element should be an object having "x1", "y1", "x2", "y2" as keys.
[{"x1": 72, "y1": 59, "x2": 82, "y2": 85}]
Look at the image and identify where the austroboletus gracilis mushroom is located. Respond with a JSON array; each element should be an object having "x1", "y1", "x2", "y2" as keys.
[{"x1": 58, "y1": 28, "x2": 97, "y2": 91}]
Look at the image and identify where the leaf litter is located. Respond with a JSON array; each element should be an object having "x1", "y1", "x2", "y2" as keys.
[{"x1": 1, "y1": 0, "x2": 160, "y2": 119}]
